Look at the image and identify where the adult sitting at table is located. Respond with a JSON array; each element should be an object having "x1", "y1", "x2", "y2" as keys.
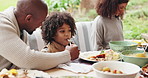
[
  {"x1": 0, "y1": 0, "x2": 79, "y2": 70},
  {"x1": 91, "y1": 0, "x2": 129, "y2": 51}
]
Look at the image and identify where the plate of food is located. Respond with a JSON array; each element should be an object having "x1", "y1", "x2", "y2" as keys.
[
  {"x1": 140, "y1": 64, "x2": 148, "y2": 78},
  {"x1": 79, "y1": 49, "x2": 120, "y2": 62},
  {"x1": 0, "y1": 68, "x2": 51, "y2": 78}
]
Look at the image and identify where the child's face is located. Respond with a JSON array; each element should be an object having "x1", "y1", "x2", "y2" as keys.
[{"x1": 53, "y1": 23, "x2": 72, "y2": 46}]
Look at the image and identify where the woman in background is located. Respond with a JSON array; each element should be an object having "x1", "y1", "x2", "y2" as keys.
[{"x1": 91, "y1": 0, "x2": 129, "y2": 51}]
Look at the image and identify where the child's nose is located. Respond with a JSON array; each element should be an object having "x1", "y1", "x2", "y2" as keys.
[
  {"x1": 65, "y1": 32, "x2": 71, "y2": 36},
  {"x1": 64, "y1": 33, "x2": 69, "y2": 36}
]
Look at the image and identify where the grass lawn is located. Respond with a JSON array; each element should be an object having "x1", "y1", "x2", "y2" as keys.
[
  {"x1": 123, "y1": 0, "x2": 148, "y2": 39},
  {"x1": 0, "y1": 0, "x2": 17, "y2": 11}
]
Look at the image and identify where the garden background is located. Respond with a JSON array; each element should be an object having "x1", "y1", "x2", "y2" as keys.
[{"x1": 0, "y1": 0, "x2": 147, "y2": 40}]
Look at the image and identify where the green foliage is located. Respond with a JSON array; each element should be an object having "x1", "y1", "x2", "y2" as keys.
[
  {"x1": 123, "y1": 8, "x2": 148, "y2": 39},
  {"x1": 84, "y1": 9, "x2": 98, "y2": 21},
  {"x1": 45, "y1": 0, "x2": 81, "y2": 12},
  {"x1": 0, "y1": 0, "x2": 147, "y2": 40},
  {"x1": 74, "y1": 0, "x2": 148, "y2": 40},
  {"x1": 123, "y1": 0, "x2": 148, "y2": 39},
  {"x1": 126, "y1": 0, "x2": 148, "y2": 10},
  {"x1": 0, "y1": 0, "x2": 17, "y2": 11},
  {"x1": 74, "y1": 9, "x2": 98, "y2": 22}
]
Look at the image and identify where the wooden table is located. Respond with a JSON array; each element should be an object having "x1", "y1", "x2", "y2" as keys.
[
  {"x1": 45, "y1": 68, "x2": 96, "y2": 77},
  {"x1": 44, "y1": 59, "x2": 141, "y2": 78},
  {"x1": 45, "y1": 59, "x2": 96, "y2": 77}
]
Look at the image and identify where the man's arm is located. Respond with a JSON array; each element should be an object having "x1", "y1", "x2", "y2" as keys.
[{"x1": 0, "y1": 20, "x2": 71, "y2": 70}]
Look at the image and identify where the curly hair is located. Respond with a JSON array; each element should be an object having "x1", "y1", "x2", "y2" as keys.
[
  {"x1": 95, "y1": 0, "x2": 129, "y2": 19},
  {"x1": 41, "y1": 12, "x2": 76, "y2": 44}
]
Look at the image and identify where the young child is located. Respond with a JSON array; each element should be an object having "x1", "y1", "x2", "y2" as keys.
[{"x1": 41, "y1": 12, "x2": 76, "y2": 53}]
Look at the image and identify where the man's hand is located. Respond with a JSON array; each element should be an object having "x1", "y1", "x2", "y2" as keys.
[{"x1": 65, "y1": 44, "x2": 80, "y2": 60}]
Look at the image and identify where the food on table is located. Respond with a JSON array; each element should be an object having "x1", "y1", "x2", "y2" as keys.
[
  {"x1": 102, "y1": 67, "x2": 110, "y2": 72},
  {"x1": 93, "y1": 61, "x2": 141, "y2": 78},
  {"x1": 139, "y1": 64, "x2": 148, "y2": 78},
  {"x1": 101, "y1": 67, "x2": 124, "y2": 74},
  {"x1": 0, "y1": 68, "x2": 50, "y2": 78},
  {"x1": 7, "y1": 69, "x2": 18, "y2": 76},
  {"x1": 87, "y1": 49, "x2": 120, "y2": 61},
  {"x1": 142, "y1": 64, "x2": 148, "y2": 74},
  {"x1": 132, "y1": 39, "x2": 148, "y2": 47},
  {"x1": 135, "y1": 53, "x2": 146, "y2": 57},
  {"x1": 0, "y1": 69, "x2": 29, "y2": 78},
  {"x1": 126, "y1": 53, "x2": 148, "y2": 58}
]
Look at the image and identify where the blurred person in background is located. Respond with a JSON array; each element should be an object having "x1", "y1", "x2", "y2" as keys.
[{"x1": 91, "y1": 0, "x2": 129, "y2": 51}]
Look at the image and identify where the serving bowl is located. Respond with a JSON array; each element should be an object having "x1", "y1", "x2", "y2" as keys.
[
  {"x1": 109, "y1": 41, "x2": 137, "y2": 52},
  {"x1": 121, "y1": 50, "x2": 148, "y2": 67},
  {"x1": 92, "y1": 61, "x2": 140, "y2": 78}
]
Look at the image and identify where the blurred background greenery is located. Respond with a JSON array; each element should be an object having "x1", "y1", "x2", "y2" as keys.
[
  {"x1": 0, "y1": 0, "x2": 147, "y2": 40},
  {"x1": 0, "y1": 0, "x2": 17, "y2": 11}
]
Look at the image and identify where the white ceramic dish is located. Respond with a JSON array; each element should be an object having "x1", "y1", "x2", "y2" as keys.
[
  {"x1": 79, "y1": 51, "x2": 101, "y2": 62},
  {"x1": 79, "y1": 50, "x2": 120, "y2": 62},
  {"x1": 0, "y1": 69, "x2": 51, "y2": 78},
  {"x1": 92, "y1": 61, "x2": 141, "y2": 78}
]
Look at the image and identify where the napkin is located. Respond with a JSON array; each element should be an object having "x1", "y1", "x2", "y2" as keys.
[{"x1": 57, "y1": 63, "x2": 92, "y2": 74}]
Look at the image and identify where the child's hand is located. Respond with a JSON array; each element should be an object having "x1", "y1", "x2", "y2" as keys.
[{"x1": 65, "y1": 44, "x2": 80, "y2": 60}]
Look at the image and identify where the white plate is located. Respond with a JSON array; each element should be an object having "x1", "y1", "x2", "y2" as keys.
[
  {"x1": 79, "y1": 51, "x2": 101, "y2": 62},
  {"x1": 0, "y1": 69, "x2": 51, "y2": 78},
  {"x1": 79, "y1": 50, "x2": 120, "y2": 62}
]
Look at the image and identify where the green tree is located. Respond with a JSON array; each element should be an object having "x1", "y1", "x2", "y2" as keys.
[{"x1": 45, "y1": 0, "x2": 80, "y2": 12}]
